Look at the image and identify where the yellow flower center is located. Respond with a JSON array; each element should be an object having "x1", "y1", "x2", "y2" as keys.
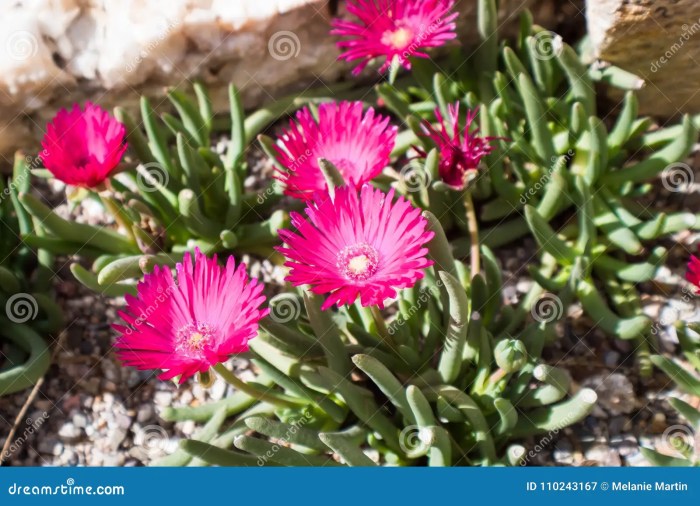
[
  {"x1": 176, "y1": 322, "x2": 215, "y2": 355},
  {"x1": 348, "y1": 254, "x2": 371, "y2": 275},
  {"x1": 337, "y1": 243, "x2": 379, "y2": 281},
  {"x1": 382, "y1": 27, "x2": 413, "y2": 50},
  {"x1": 187, "y1": 332, "x2": 206, "y2": 350}
]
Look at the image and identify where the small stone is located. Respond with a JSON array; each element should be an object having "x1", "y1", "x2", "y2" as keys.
[
  {"x1": 102, "y1": 363, "x2": 119, "y2": 382},
  {"x1": 58, "y1": 422, "x2": 82, "y2": 442},
  {"x1": 516, "y1": 279, "x2": 533, "y2": 294},
  {"x1": 37, "y1": 438, "x2": 63, "y2": 456},
  {"x1": 136, "y1": 404, "x2": 155, "y2": 424},
  {"x1": 626, "y1": 449, "x2": 652, "y2": 467},
  {"x1": 83, "y1": 377, "x2": 101, "y2": 395},
  {"x1": 154, "y1": 391, "x2": 173, "y2": 406},
  {"x1": 585, "y1": 444, "x2": 621, "y2": 466},
  {"x1": 103, "y1": 381, "x2": 118, "y2": 392},
  {"x1": 62, "y1": 395, "x2": 81, "y2": 413},
  {"x1": 651, "y1": 413, "x2": 667, "y2": 433},
  {"x1": 552, "y1": 439, "x2": 574, "y2": 465},
  {"x1": 613, "y1": 339, "x2": 633, "y2": 353},
  {"x1": 603, "y1": 350, "x2": 620, "y2": 368},
  {"x1": 73, "y1": 413, "x2": 88, "y2": 428},
  {"x1": 116, "y1": 413, "x2": 133, "y2": 430},
  {"x1": 61, "y1": 448, "x2": 79, "y2": 466},
  {"x1": 209, "y1": 378, "x2": 226, "y2": 400},
  {"x1": 608, "y1": 416, "x2": 630, "y2": 436},
  {"x1": 107, "y1": 428, "x2": 127, "y2": 449},
  {"x1": 191, "y1": 384, "x2": 206, "y2": 401},
  {"x1": 613, "y1": 436, "x2": 639, "y2": 458},
  {"x1": 126, "y1": 370, "x2": 141, "y2": 388},
  {"x1": 179, "y1": 420, "x2": 196, "y2": 436},
  {"x1": 34, "y1": 400, "x2": 52, "y2": 411},
  {"x1": 128, "y1": 446, "x2": 149, "y2": 462},
  {"x1": 103, "y1": 454, "x2": 125, "y2": 466},
  {"x1": 178, "y1": 390, "x2": 193, "y2": 405},
  {"x1": 582, "y1": 373, "x2": 636, "y2": 416}
]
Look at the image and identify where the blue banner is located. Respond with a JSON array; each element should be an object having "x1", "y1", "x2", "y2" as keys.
[{"x1": 1, "y1": 467, "x2": 698, "y2": 505}]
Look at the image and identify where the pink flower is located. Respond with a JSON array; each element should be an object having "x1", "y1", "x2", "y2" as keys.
[
  {"x1": 687, "y1": 255, "x2": 700, "y2": 292},
  {"x1": 274, "y1": 101, "x2": 396, "y2": 200},
  {"x1": 40, "y1": 102, "x2": 127, "y2": 188},
  {"x1": 419, "y1": 102, "x2": 499, "y2": 189},
  {"x1": 331, "y1": 0, "x2": 458, "y2": 75},
  {"x1": 277, "y1": 185, "x2": 434, "y2": 309},
  {"x1": 114, "y1": 249, "x2": 268, "y2": 384}
]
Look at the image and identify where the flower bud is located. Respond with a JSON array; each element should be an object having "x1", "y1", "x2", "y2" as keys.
[{"x1": 494, "y1": 339, "x2": 528, "y2": 373}]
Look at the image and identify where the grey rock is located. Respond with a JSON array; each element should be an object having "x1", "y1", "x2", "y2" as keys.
[{"x1": 582, "y1": 373, "x2": 636, "y2": 416}]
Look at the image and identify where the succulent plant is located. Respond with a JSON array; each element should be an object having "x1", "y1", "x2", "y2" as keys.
[
  {"x1": 644, "y1": 323, "x2": 700, "y2": 466},
  {"x1": 0, "y1": 153, "x2": 63, "y2": 396},
  {"x1": 372, "y1": 2, "x2": 699, "y2": 373},
  {"x1": 17, "y1": 83, "x2": 353, "y2": 297},
  {"x1": 8, "y1": 0, "x2": 699, "y2": 469},
  {"x1": 150, "y1": 215, "x2": 596, "y2": 467}
]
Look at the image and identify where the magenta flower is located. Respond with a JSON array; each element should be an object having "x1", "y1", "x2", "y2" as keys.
[
  {"x1": 114, "y1": 249, "x2": 268, "y2": 384},
  {"x1": 331, "y1": 0, "x2": 458, "y2": 75},
  {"x1": 40, "y1": 102, "x2": 127, "y2": 188},
  {"x1": 274, "y1": 101, "x2": 396, "y2": 200},
  {"x1": 277, "y1": 185, "x2": 434, "y2": 310},
  {"x1": 419, "y1": 102, "x2": 499, "y2": 189},
  {"x1": 687, "y1": 255, "x2": 700, "y2": 293}
]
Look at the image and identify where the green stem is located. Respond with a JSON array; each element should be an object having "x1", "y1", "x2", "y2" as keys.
[
  {"x1": 463, "y1": 190, "x2": 480, "y2": 276},
  {"x1": 370, "y1": 306, "x2": 398, "y2": 351},
  {"x1": 99, "y1": 193, "x2": 137, "y2": 245},
  {"x1": 213, "y1": 363, "x2": 301, "y2": 409}
]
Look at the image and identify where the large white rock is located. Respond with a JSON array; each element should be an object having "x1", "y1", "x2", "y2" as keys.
[
  {"x1": 0, "y1": 0, "x2": 568, "y2": 161},
  {"x1": 587, "y1": 0, "x2": 700, "y2": 116}
]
